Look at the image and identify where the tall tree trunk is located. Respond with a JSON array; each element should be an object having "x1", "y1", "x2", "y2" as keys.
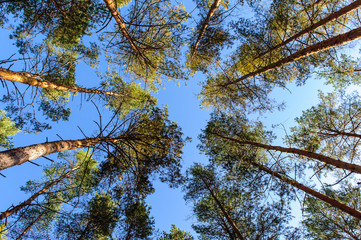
[
  {"x1": 222, "y1": 26, "x2": 361, "y2": 87},
  {"x1": 0, "y1": 136, "x2": 127, "y2": 171},
  {"x1": 191, "y1": 0, "x2": 222, "y2": 58},
  {"x1": 103, "y1": 0, "x2": 149, "y2": 64},
  {"x1": 320, "y1": 128, "x2": 361, "y2": 139},
  {"x1": 198, "y1": 174, "x2": 245, "y2": 240},
  {"x1": 213, "y1": 133, "x2": 361, "y2": 174},
  {"x1": 16, "y1": 212, "x2": 45, "y2": 240},
  {"x1": 0, "y1": 167, "x2": 78, "y2": 220},
  {"x1": 253, "y1": 162, "x2": 361, "y2": 220},
  {"x1": 217, "y1": 214, "x2": 237, "y2": 240},
  {"x1": 0, "y1": 68, "x2": 120, "y2": 96},
  {"x1": 255, "y1": 0, "x2": 361, "y2": 60}
]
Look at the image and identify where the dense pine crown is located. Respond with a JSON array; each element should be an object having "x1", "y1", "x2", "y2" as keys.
[{"x1": 1, "y1": 0, "x2": 361, "y2": 239}]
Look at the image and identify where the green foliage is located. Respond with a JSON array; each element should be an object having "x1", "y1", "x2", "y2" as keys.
[
  {"x1": 4, "y1": 0, "x2": 106, "y2": 49},
  {"x1": 122, "y1": 201, "x2": 154, "y2": 239},
  {"x1": 318, "y1": 54, "x2": 361, "y2": 90},
  {"x1": 0, "y1": 110, "x2": 20, "y2": 149},
  {"x1": 103, "y1": 0, "x2": 189, "y2": 90},
  {"x1": 55, "y1": 193, "x2": 119, "y2": 240},
  {"x1": 6, "y1": 150, "x2": 99, "y2": 239},
  {"x1": 187, "y1": 25, "x2": 233, "y2": 74},
  {"x1": 185, "y1": 164, "x2": 298, "y2": 239},
  {"x1": 86, "y1": 193, "x2": 119, "y2": 239},
  {"x1": 302, "y1": 183, "x2": 361, "y2": 239},
  {"x1": 0, "y1": 223, "x2": 7, "y2": 240},
  {"x1": 199, "y1": 112, "x2": 274, "y2": 165},
  {"x1": 101, "y1": 71, "x2": 157, "y2": 117},
  {"x1": 288, "y1": 91, "x2": 361, "y2": 178},
  {"x1": 99, "y1": 107, "x2": 186, "y2": 196},
  {"x1": 3, "y1": 0, "x2": 361, "y2": 238},
  {"x1": 1, "y1": 94, "x2": 51, "y2": 133},
  {"x1": 160, "y1": 225, "x2": 194, "y2": 240},
  {"x1": 200, "y1": 0, "x2": 357, "y2": 113}
]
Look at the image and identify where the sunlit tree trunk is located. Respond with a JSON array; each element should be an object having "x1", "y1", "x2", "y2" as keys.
[
  {"x1": 0, "y1": 136, "x2": 126, "y2": 170},
  {"x1": 0, "y1": 167, "x2": 77, "y2": 220},
  {"x1": 222, "y1": 26, "x2": 361, "y2": 87},
  {"x1": 103, "y1": 0, "x2": 148, "y2": 63},
  {"x1": 253, "y1": 162, "x2": 361, "y2": 220},
  {"x1": 191, "y1": 0, "x2": 222, "y2": 57},
  {"x1": 255, "y1": 0, "x2": 361, "y2": 59},
  {"x1": 0, "y1": 68, "x2": 120, "y2": 96},
  {"x1": 199, "y1": 174, "x2": 246, "y2": 240},
  {"x1": 214, "y1": 133, "x2": 361, "y2": 174}
]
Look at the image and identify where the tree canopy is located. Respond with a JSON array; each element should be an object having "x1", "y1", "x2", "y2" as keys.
[{"x1": 1, "y1": 0, "x2": 361, "y2": 239}]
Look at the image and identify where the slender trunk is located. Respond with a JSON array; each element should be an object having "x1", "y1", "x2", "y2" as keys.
[
  {"x1": 320, "y1": 128, "x2": 361, "y2": 139},
  {"x1": 191, "y1": 0, "x2": 221, "y2": 58},
  {"x1": 214, "y1": 133, "x2": 361, "y2": 174},
  {"x1": 0, "y1": 167, "x2": 77, "y2": 220},
  {"x1": 217, "y1": 214, "x2": 237, "y2": 240},
  {"x1": 253, "y1": 162, "x2": 361, "y2": 220},
  {"x1": 199, "y1": 174, "x2": 245, "y2": 240},
  {"x1": 0, "y1": 136, "x2": 126, "y2": 171},
  {"x1": 255, "y1": 0, "x2": 361, "y2": 60},
  {"x1": 16, "y1": 212, "x2": 45, "y2": 240},
  {"x1": 103, "y1": 0, "x2": 148, "y2": 64},
  {"x1": 222, "y1": 26, "x2": 361, "y2": 87},
  {"x1": 0, "y1": 68, "x2": 120, "y2": 96}
]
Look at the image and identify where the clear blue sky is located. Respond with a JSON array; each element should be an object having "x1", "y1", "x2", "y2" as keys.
[{"x1": 0, "y1": 1, "x2": 355, "y2": 238}]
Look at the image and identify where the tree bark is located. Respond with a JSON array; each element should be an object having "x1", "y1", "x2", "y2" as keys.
[
  {"x1": 222, "y1": 26, "x2": 361, "y2": 87},
  {"x1": 16, "y1": 212, "x2": 45, "y2": 240},
  {"x1": 217, "y1": 214, "x2": 237, "y2": 240},
  {"x1": 214, "y1": 133, "x2": 361, "y2": 174},
  {"x1": 191, "y1": 0, "x2": 222, "y2": 58},
  {"x1": 320, "y1": 128, "x2": 361, "y2": 139},
  {"x1": 0, "y1": 136, "x2": 126, "y2": 171},
  {"x1": 253, "y1": 162, "x2": 361, "y2": 220},
  {"x1": 0, "y1": 167, "x2": 78, "y2": 220},
  {"x1": 103, "y1": 0, "x2": 148, "y2": 64},
  {"x1": 199, "y1": 174, "x2": 245, "y2": 240},
  {"x1": 0, "y1": 68, "x2": 120, "y2": 96},
  {"x1": 255, "y1": 0, "x2": 361, "y2": 60}
]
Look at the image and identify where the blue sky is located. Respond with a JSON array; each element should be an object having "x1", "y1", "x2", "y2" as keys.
[{"x1": 1, "y1": 1, "x2": 359, "y2": 238}]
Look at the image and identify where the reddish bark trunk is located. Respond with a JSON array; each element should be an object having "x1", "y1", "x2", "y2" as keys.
[
  {"x1": 103, "y1": 0, "x2": 148, "y2": 64},
  {"x1": 214, "y1": 133, "x2": 361, "y2": 174},
  {"x1": 255, "y1": 0, "x2": 361, "y2": 59},
  {"x1": 254, "y1": 162, "x2": 361, "y2": 220},
  {"x1": 222, "y1": 26, "x2": 361, "y2": 87},
  {"x1": 191, "y1": 0, "x2": 222, "y2": 58}
]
